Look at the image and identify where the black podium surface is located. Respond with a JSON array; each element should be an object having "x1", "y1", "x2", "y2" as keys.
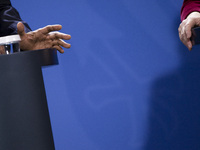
[{"x1": 0, "y1": 49, "x2": 57, "y2": 150}]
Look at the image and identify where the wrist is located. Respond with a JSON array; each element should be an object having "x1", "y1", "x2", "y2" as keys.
[{"x1": 187, "y1": 11, "x2": 200, "y2": 19}]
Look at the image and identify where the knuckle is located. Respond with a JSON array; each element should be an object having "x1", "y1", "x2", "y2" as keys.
[
  {"x1": 178, "y1": 26, "x2": 181, "y2": 32},
  {"x1": 54, "y1": 32, "x2": 59, "y2": 38},
  {"x1": 46, "y1": 25, "x2": 53, "y2": 32},
  {"x1": 182, "y1": 19, "x2": 187, "y2": 25},
  {"x1": 180, "y1": 37, "x2": 184, "y2": 42}
]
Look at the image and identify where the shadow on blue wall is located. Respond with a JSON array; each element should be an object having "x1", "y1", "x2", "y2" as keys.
[
  {"x1": 145, "y1": 1, "x2": 200, "y2": 149},
  {"x1": 145, "y1": 46, "x2": 200, "y2": 150}
]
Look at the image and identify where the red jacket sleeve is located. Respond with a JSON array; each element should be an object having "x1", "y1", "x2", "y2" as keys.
[{"x1": 181, "y1": 0, "x2": 200, "y2": 21}]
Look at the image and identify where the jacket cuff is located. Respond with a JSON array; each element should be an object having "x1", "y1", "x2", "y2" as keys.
[{"x1": 181, "y1": 1, "x2": 200, "y2": 21}]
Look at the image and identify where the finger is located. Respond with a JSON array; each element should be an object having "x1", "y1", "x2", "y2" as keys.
[
  {"x1": 52, "y1": 39, "x2": 71, "y2": 48},
  {"x1": 178, "y1": 24, "x2": 183, "y2": 41},
  {"x1": 53, "y1": 45, "x2": 64, "y2": 53},
  {"x1": 182, "y1": 37, "x2": 193, "y2": 50},
  {"x1": 37, "y1": 25, "x2": 62, "y2": 35},
  {"x1": 183, "y1": 26, "x2": 194, "y2": 50},
  {"x1": 49, "y1": 32, "x2": 71, "y2": 40},
  {"x1": 179, "y1": 21, "x2": 186, "y2": 42},
  {"x1": 180, "y1": 25, "x2": 188, "y2": 45},
  {"x1": 185, "y1": 20, "x2": 195, "y2": 39},
  {"x1": 179, "y1": 23, "x2": 192, "y2": 50},
  {"x1": 183, "y1": 26, "x2": 188, "y2": 42},
  {"x1": 17, "y1": 22, "x2": 26, "y2": 36},
  {"x1": 187, "y1": 40, "x2": 193, "y2": 51}
]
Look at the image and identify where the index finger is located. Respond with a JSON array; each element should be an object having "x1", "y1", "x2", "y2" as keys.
[{"x1": 37, "y1": 25, "x2": 62, "y2": 34}]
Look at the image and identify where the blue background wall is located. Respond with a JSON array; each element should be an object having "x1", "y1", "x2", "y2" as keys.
[{"x1": 12, "y1": 0, "x2": 200, "y2": 150}]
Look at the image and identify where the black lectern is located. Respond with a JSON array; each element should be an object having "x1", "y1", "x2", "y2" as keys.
[{"x1": 0, "y1": 49, "x2": 57, "y2": 150}]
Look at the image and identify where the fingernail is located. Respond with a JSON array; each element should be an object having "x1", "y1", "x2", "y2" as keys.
[
  {"x1": 67, "y1": 35, "x2": 71, "y2": 39},
  {"x1": 188, "y1": 43, "x2": 192, "y2": 49}
]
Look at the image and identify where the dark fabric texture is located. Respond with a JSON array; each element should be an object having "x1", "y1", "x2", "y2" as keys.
[
  {"x1": 0, "y1": 0, "x2": 31, "y2": 37},
  {"x1": 0, "y1": 0, "x2": 11, "y2": 5}
]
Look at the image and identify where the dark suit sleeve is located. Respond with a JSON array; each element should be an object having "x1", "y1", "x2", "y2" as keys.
[
  {"x1": 181, "y1": 0, "x2": 200, "y2": 21},
  {"x1": 0, "y1": 0, "x2": 31, "y2": 36}
]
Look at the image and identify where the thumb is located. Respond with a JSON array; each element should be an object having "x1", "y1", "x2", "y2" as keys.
[
  {"x1": 186, "y1": 18, "x2": 200, "y2": 39},
  {"x1": 185, "y1": 20, "x2": 195, "y2": 39},
  {"x1": 17, "y1": 22, "x2": 26, "y2": 37}
]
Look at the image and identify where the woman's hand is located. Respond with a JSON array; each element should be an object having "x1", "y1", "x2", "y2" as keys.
[{"x1": 178, "y1": 12, "x2": 200, "y2": 50}]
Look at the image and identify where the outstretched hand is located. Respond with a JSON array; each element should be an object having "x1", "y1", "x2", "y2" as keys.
[
  {"x1": 178, "y1": 12, "x2": 200, "y2": 51},
  {"x1": 17, "y1": 22, "x2": 71, "y2": 53}
]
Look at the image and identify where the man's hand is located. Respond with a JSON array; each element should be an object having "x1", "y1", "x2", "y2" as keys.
[
  {"x1": 17, "y1": 22, "x2": 71, "y2": 53},
  {"x1": 178, "y1": 12, "x2": 200, "y2": 51}
]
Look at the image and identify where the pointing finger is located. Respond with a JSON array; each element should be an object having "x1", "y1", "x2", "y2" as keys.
[{"x1": 37, "y1": 25, "x2": 62, "y2": 34}]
